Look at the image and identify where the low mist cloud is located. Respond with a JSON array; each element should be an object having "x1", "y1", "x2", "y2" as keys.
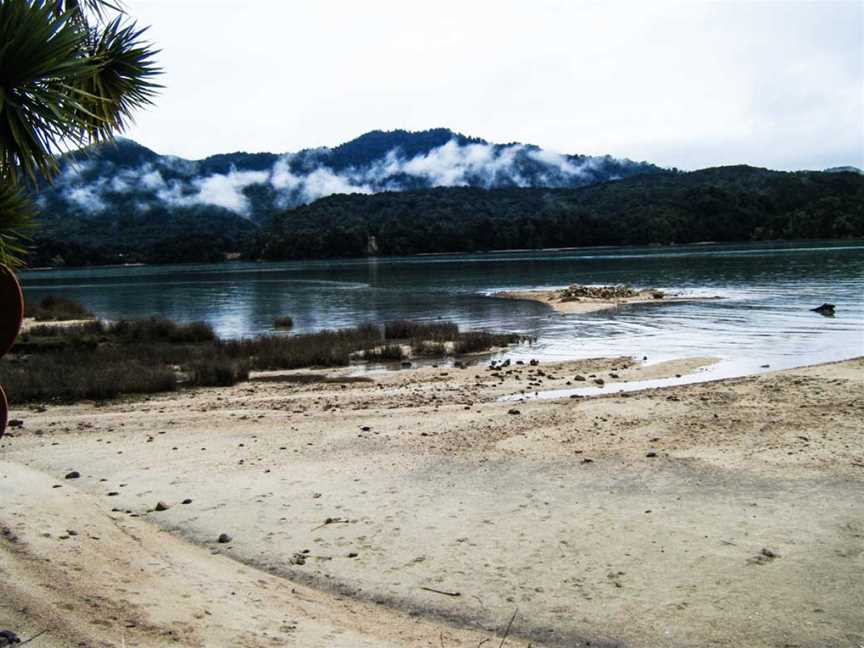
[{"x1": 51, "y1": 138, "x2": 637, "y2": 218}]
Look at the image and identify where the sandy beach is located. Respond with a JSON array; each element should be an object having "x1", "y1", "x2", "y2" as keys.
[
  {"x1": 2, "y1": 355, "x2": 863, "y2": 647},
  {"x1": 495, "y1": 289, "x2": 719, "y2": 314}
]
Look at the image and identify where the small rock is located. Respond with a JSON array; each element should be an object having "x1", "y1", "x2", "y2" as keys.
[
  {"x1": 217, "y1": 533, "x2": 232, "y2": 544},
  {"x1": 154, "y1": 501, "x2": 170, "y2": 512},
  {"x1": 65, "y1": 471, "x2": 80, "y2": 479},
  {"x1": 646, "y1": 451, "x2": 657, "y2": 458},
  {"x1": 748, "y1": 547, "x2": 780, "y2": 565},
  {"x1": 810, "y1": 303, "x2": 835, "y2": 316},
  {"x1": 507, "y1": 409, "x2": 521, "y2": 415},
  {"x1": 7, "y1": 420, "x2": 23, "y2": 428},
  {"x1": 181, "y1": 498, "x2": 193, "y2": 505}
]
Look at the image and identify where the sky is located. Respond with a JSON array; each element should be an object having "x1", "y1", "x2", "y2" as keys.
[{"x1": 123, "y1": 0, "x2": 864, "y2": 171}]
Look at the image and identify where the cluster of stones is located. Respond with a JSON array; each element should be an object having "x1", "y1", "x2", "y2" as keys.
[{"x1": 557, "y1": 284, "x2": 654, "y2": 302}]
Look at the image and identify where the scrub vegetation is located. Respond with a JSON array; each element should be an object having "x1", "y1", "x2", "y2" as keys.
[{"x1": 2, "y1": 304, "x2": 524, "y2": 403}]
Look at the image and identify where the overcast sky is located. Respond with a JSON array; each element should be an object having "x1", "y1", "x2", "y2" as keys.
[{"x1": 123, "y1": 0, "x2": 863, "y2": 171}]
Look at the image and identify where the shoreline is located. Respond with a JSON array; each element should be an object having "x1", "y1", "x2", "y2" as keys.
[
  {"x1": 2, "y1": 355, "x2": 862, "y2": 646},
  {"x1": 16, "y1": 239, "x2": 864, "y2": 276},
  {"x1": 495, "y1": 288, "x2": 722, "y2": 314}
]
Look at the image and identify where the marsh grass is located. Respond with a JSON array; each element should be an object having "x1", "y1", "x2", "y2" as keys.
[
  {"x1": 185, "y1": 357, "x2": 250, "y2": 387},
  {"x1": 384, "y1": 320, "x2": 459, "y2": 341},
  {"x1": 1, "y1": 352, "x2": 177, "y2": 402},
  {"x1": 1, "y1": 317, "x2": 525, "y2": 404},
  {"x1": 363, "y1": 344, "x2": 406, "y2": 362},
  {"x1": 454, "y1": 331, "x2": 523, "y2": 354},
  {"x1": 273, "y1": 315, "x2": 294, "y2": 328},
  {"x1": 108, "y1": 317, "x2": 216, "y2": 344},
  {"x1": 221, "y1": 324, "x2": 382, "y2": 370},
  {"x1": 411, "y1": 340, "x2": 448, "y2": 357},
  {"x1": 23, "y1": 296, "x2": 94, "y2": 321}
]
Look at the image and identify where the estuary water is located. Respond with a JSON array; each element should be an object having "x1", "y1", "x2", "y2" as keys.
[{"x1": 18, "y1": 240, "x2": 864, "y2": 381}]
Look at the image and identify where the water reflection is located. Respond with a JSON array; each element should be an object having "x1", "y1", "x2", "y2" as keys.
[{"x1": 18, "y1": 240, "x2": 864, "y2": 371}]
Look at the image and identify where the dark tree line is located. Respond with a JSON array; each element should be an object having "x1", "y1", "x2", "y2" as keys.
[
  {"x1": 253, "y1": 166, "x2": 864, "y2": 260},
  {"x1": 22, "y1": 165, "x2": 864, "y2": 267}
]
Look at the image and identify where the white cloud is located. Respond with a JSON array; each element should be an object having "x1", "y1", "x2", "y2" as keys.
[
  {"x1": 139, "y1": 168, "x2": 166, "y2": 190},
  {"x1": 192, "y1": 169, "x2": 268, "y2": 214},
  {"x1": 54, "y1": 136, "x2": 650, "y2": 216},
  {"x1": 109, "y1": 176, "x2": 130, "y2": 192},
  {"x1": 270, "y1": 157, "x2": 302, "y2": 191},
  {"x1": 65, "y1": 186, "x2": 106, "y2": 212}
]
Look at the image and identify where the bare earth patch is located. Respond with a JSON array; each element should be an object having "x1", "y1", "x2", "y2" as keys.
[{"x1": 1, "y1": 356, "x2": 862, "y2": 647}]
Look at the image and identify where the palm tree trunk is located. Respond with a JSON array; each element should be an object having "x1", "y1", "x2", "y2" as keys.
[{"x1": 0, "y1": 264, "x2": 24, "y2": 438}]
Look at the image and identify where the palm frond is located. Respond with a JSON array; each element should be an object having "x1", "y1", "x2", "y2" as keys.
[
  {"x1": 0, "y1": 0, "x2": 96, "y2": 181},
  {"x1": 0, "y1": 1, "x2": 160, "y2": 184},
  {"x1": 74, "y1": 16, "x2": 162, "y2": 142},
  {"x1": 0, "y1": 174, "x2": 36, "y2": 268}
]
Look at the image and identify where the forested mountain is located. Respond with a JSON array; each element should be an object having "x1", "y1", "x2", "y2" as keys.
[
  {"x1": 31, "y1": 129, "x2": 659, "y2": 223},
  {"x1": 22, "y1": 131, "x2": 863, "y2": 266},
  {"x1": 25, "y1": 129, "x2": 663, "y2": 265},
  {"x1": 252, "y1": 166, "x2": 864, "y2": 259}
]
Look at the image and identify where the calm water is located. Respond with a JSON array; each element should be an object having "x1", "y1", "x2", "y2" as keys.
[{"x1": 19, "y1": 241, "x2": 864, "y2": 382}]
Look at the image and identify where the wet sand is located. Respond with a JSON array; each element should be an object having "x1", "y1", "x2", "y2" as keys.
[
  {"x1": 2, "y1": 356, "x2": 863, "y2": 647},
  {"x1": 496, "y1": 289, "x2": 719, "y2": 314}
]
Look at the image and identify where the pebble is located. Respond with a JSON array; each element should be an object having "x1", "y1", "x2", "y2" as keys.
[
  {"x1": 154, "y1": 501, "x2": 170, "y2": 512},
  {"x1": 65, "y1": 471, "x2": 80, "y2": 479},
  {"x1": 217, "y1": 533, "x2": 232, "y2": 544}
]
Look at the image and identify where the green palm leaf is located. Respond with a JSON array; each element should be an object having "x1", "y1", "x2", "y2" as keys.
[
  {"x1": 73, "y1": 16, "x2": 162, "y2": 142},
  {"x1": 0, "y1": 176, "x2": 35, "y2": 268},
  {"x1": 0, "y1": 0, "x2": 161, "y2": 267},
  {"x1": 0, "y1": 0, "x2": 95, "y2": 181}
]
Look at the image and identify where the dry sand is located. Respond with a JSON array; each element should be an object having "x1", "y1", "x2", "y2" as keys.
[
  {"x1": 19, "y1": 318, "x2": 97, "y2": 333},
  {"x1": 495, "y1": 290, "x2": 719, "y2": 314},
  {"x1": 1, "y1": 355, "x2": 863, "y2": 647}
]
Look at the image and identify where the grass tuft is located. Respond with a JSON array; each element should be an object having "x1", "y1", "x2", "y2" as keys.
[
  {"x1": 24, "y1": 296, "x2": 94, "y2": 321},
  {"x1": 273, "y1": 315, "x2": 294, "y2": 329},
  {"x1": 384, "y1": 320, "x2": 459, "y2": 341},
  {"x1": 364, "y1": 344, "x2": 406, "y2": 362}
]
